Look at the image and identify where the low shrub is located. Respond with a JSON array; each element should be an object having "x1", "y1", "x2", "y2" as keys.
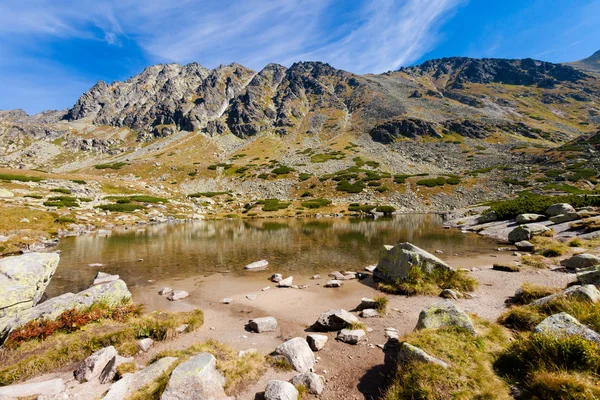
[
  {"x1": 95, "y1": 162, "x2": 129, "y2": 170},
  {"x1": 0, "y1": 173, "x2": 43, "y2": 182},
  {"x1": 50, "y1": 188, "x2": 72, "y2": 194},
  {"x1": 509, "y1": 283, "x2": 560, "y2": 306},
  {"x1": 489, "y1": 194, "x2": 600, "y2": 220},
  {"x1": 96, "y1": 203, "x2": 147, "y2": 212},
  {"x1": 300, "y1": 198, "x2": 332, "y2": 209},
  {"x1": 376, "y1": 205, "x2": 395, "y2": 215},
  {"x1": 336, "y1": 180, "x2": 365, "y2": 193},
  {"x1": 189, "y1": 192, "x2": 230, "y2": 198},
  {"x1": 55, "y1": 216, "x2": 76, "y2": 224},
  {"x1": 493, "y1": 263, "x2": 521, "y2": 272},
  {"x1": 271, "y1": 166, "x2": 294, "y2": 175},
  {"x1": 257, "y1": 199, "x2": 290, "y2": 212},
  {"x1": 299, "y1": 173, "x2": 312, "y2": 181},
  {"x1": 71, "y1": 179, "x2": 87, "y2": 185}
]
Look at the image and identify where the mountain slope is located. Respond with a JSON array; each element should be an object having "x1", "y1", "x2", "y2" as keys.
[{"x1": 569, "y1": 50, "x2": 600, "y2": 74}]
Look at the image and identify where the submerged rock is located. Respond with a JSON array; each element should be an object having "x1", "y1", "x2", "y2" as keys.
[
  {"x1": 273, "y1": 337, "x2": 315, "y2": 373},
  {"x1": 315, "y1": 309, "x2": 359, "y2": 331},
  {"x1": 93, "y1": 272, "x2": 120, "y2": 285},
  {"x1": 533, "y1": 312, "x2": 600, "y2": 345},
  {"x1": 415, "y1": 301, "x2": 476, "y2": 336},
  {"x1": 167, "y1": 290, "x2": 189, "y2": 301},
  {"x1": 374, "y1": 243, "x2": 452, "y2": 283},
  {"x1": 161, "y1": 353, "x2": 230, "y2": 400},
  {"x1": 0, "y1": 252, "x2": 60, "y2": 319}
]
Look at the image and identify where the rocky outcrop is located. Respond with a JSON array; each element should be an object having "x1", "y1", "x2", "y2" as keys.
[
  {"x1": 161, "y1": 353, "x2": 230, "y2": 400},
  {"x1": 374, "y1": 243, "x2": 453, "y2": 283},
  {"x1": 273, "y1": 337, "x2": 315, "y2": 373},
  {"x1": 369, "y1": 118, "x2": 441, "y2": 143},
  {"x1": 415, "y1": 301, "x2": 476, "y2": 335},
  {"x1": 0, "y1": 252, "x2": 60, "y2": 319}
]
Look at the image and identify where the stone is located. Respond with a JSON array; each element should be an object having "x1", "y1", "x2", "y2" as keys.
[
  {"x1": 273, "y1": 337, "x2": 315, "y2": 373},
  {"x1": 306, "y1": 334, "x2": 328, "y2": 351},
  {"x1": 475, "y1": 211, "x2": 497, "y2": 224},
  {"x1": 397, "y1": 342, "x2": 449, "y2": 368},
  {"x1": 222, "y1": 298, "x2": 233, "y2": 304},
  {"x1": 337, "y1": 329, "x2": 366, "y2": 344},
  {"x1": 246, "y1": 294, "x2": 257, "y2": 300},
  {"x1": 93, "y1": 272, "x2": 119, "y2": 285},
  {"x1": 560, "y1": 253, "x2": 600, "y2": 270},
  {"x1": 324, "y1": 280, "x2": 343, "y2": 287},
  {"x1": 533, "y1": 312, "x2": 600, "y2": 345},
  {"x1": 577, "y1": 266, "x2": 600, "y2": 286},
  {"x1": 516, "y1": 214, "x2": 545, "y2": 224},
  {"x1": 515, "y1": 240, "x2": 535, "y2": 252},
  {"x1": 508, "y1": 224, "x2": 551, "y2": 243},
  {"x1": 0, "y1": 378, "x2": 65, "y2": 398},
  {"x1": 328, "y1": 271, "x2": 347, "y2": 280},
  {"x1": 138, "y1": 338, "x2": 154, "y2": 352},
  {"x1": 99, "y1": 355, "x2": 135, "y2": 384},
  {"x1": 439, "y1": 289, "x2": 460, "y2": 300},
  {"x1": 158, "y1": 287, "x2": 173, "y2": 296},
  {"x1": 358, "y1": 297, "x2": 377, "y2": 310},
  {"x1": 315, "y1": 309, "x2": 359, "y2": 331},
  {"x1": 415, "y1": 301, "x2": 476, "y2": 336},
  {"x1": 103, "y1": 357, "x2": 178, "y2": 400},
  {"x1": 176, "y1": 324, "x2": 189, "y2": 334},
  {"x1": 364, "y1": 265, "x2": 377, "y2": 272},
  {"x1": 384, "y1": 327, "x2": 400, "y2": 340},
  {"x1": 291, "y1": 372, "x2": 324, "y2": 395},
  {"x1": 161, "y1": 353, "x2": 230, "y2": 400},
  {"x1": 278, "y1": 276, "x2": 293, "y2": 287},
  {"x1": 0, "y1": 252, "x2": 60, "y2": 319},
  {"x1": 248, "y1": 316, "x2": 278, "y2": 333},
  {"x1": 1, "y1": 279, "x2": 132, "y2": 343},
  {"x1": 245, "y1": 260, "x2": 268, "y2": 270},
  {"x1": 532, "y1": 285, "x2": 600, "y2": 306},
  {"x1": 549, "y1": 212, "x2": 580, "y2": 224},
  {"x1": 74, "y1": 346, "x2": 118, "y2": 382},
  {"x1": 0, "y1": 189, "x2": 15, "y2": 198},
  {"x1": 311, "y1": 274, "x2": 321, "y2": 280},
  {"x1": 167, "y1": 290, "x2": 189, "y2": 301},
  {"x1": 361, "y1": 309, "x2": 380, "y2": 318},
  {"x1": 546, "y1": 203, "x2": 576, "y2": 216},
  {"x1": 271, "y1": 273, "x2": 283, "y2": 283},
  {"x1": 374, "y1": 243, "x2": 453, "y2": 283},
  {"x1": 264, "y1": 380, "x2": 299, "y2": 400}
]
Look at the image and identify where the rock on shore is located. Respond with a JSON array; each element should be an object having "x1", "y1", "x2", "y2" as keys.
[{"x1": 374, "y1": 243, "x2": 452, "y2": 283}]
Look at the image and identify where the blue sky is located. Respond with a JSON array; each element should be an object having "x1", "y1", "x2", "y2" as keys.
[{"x1": 1, "y1": 0, "x2": 599, "y2": 114}]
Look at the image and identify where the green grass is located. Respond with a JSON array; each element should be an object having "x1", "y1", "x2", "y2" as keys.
[
  {"x1": 55, "y1": 216, "x2": 76, "y2": 224},
  {"x1": 71, "y1": 179, "x2": 87, "y2": 185},
  {"x1": 271, "y1": 166, "x2": 294, "y2": 175},
  {"x1": 373, "y1": 296, "x2": 388, "y2": 313},
  {"x1": 300, "y1": 198, "x2": 332, "y2": 209},
  {"x1": 416, "y1": 177, "x2": 461, "y2": 187},
  {"x1": 299, "y1": 173, "x2": 312, "y2": 181},
  {"x1": 489, "y1": 194, "x2": 600, "y2": 220},
  {"x1": 493, "y1": 263, "x2": 521, "y2": 272},
  {"x1": 189, "y1": 191, "x2": 231, "y2": 198},
  {"x1": 50, "y1": 188, "x2": 72, "y2": 194},
  {"x1": 257, "y1": 199, "x2": 291, "y2": 212},
  {"x1": 0, "y1": 173, "x2": 42, "y2": 182},
  {"x1": 377, "y1": 266, "x2": 478, "y2": 296},
  {"x1": 24, "y1": 194, "x2": 43, "y2": 199},
  {"x1": 207, "y1": 163, "x2": 233, "y2": 170},
  {"x1": 105, "y1": 195, "x2": 168, "y2": 204},
  {"x1": 96, "y1": 203, "x2": 147, "y2": 212},
  {"x1": 43, "y1": 196, "x2": 80, "y2": 208},
  {"x1": 95, "y1": 162, "x2": 129, "y2": 170},
  {"x1": 310, "y1": 151, "x2": 345, "y2": 163},
  {"x1": 510, "y1": 283, "x2": 561, "y2": 306}
]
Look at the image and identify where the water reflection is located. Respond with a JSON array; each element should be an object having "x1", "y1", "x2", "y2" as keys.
[{"x1": 46, "y1": 215, "x2": 499, "y2": 297}]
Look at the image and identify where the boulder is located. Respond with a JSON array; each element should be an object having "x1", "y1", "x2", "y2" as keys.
[
  {"x1": 264, "y1": 380, "x2": 298, "y2": 400},
  {"x1": 324, "y1": 280, "x2": 343, "y2": 287},
  {"x1": 248, "y1": 316, "x2": 278, "y2": 333},
  {"x1": 531, "y1": 285, "x2": 600, "y2": 306},
  {"x1": 515, "y1": 240, "x2": 535, "y2": 252},
  {"x1": 374, "y1": 243, "x2": 453, "y2": 283},
  {"x1": 273, "y1": 337, "x2": 315, "y2": 373},
  {"x1": 508, "y1": 224, "x2": 551, "y2": 243},
  {"x1": 138, "y1": 338, "x2": 154, "y2": 352},
  {"x1": 415, "y1": 301, "x2": 476, "y2": 336},
  {"x1": 161, "y1": 353, "x2": 230, "y2": 400},
  {"x1": 336, "y1": 329, "x2": 366, "y2": 344},
  {"x1": 360, "y1": 309, "x2": 380, "y2": 318},
  {"x1": 291, "y1": 372, "x2": 324, "y2": 395},
  {"x1": 577, "y1": 266, "x2": 600, "y2": 286},
  {"x1": 546, "y1": 203, "x2": 575, "y2": 216},
  {"x1": 560, "y1": 253, "x2": 600, "y2": 270},
  {"x1": 278, "y1": 277, "x2": 293, "y2": 287},
  {"x1": 533, "y1": 312, "x2": 600, "y2": 345},
  {"x1": 475, "y1": 211, "x2": 497, "y2": 224},
  {"x1": 358, "y1": 297, "x2": 377, "y2": 310},
  {"x1": 74, "y1": 346, "x2": 118, "y2": 382},
  {"x1": 167, "y1": 290, "x2": 189, "y2": 301},
  {"x1": 0, "y1": 252, "x2": 60, "y2": 319},
  {"x1": 245, "y1": 260, "x2": 268, "y2": 270},
  {"x1": 1, "y1": 279, "x2": 132, "y2": 342},
  {"x1": 99, "y1": 355, "x2": 135, "y2": 384},
  {"x1": 0, "y1": 378, "x2": 65, "y2": 398},
  {"x1": 516, "y1": 214, "x2": 545, "y2": 224},
  {"x1": 549, "y1": 212, "x2": 580, "y2": 224},
  {"x1": 315, "y1": 309, "x2": 359, "y2": 331},
  {"x1": 271, "y1": 274, "x2": 283, "y2": 283},
  {"x1": 306, "y1": 334, "x2": 328, "y2": 351},
  {"x1": 103, "y1": 357, "x2": 178, "y2": 400},
  {"x1": 93, "y1": 272, "x2": 120, "y2": 285},
  {"x1": 397, "y1": 342, "x2": 449, "y2": 368}
]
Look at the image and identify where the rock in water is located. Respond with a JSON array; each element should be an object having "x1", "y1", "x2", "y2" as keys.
[
  {"x1": 336, "y1": 329, "x2": 366, "y2": 344},
  {"x1": 560, "y1": 254, "x2": 600, "y2": 270},
  {"x1": 546, "y1": 203, "x2": 575, "y2": 216},
  {"x1": 264, "y1": 380, "x2": 299, "y2": 400},
  {"x1": 248, "y1": 316, "x2": 278, "y2": 333},
  {"x1": 74, "y1": 346, "x2": 118, "y2": 382},
  {"x1": 0, "y1": 252, "x2": 60, "y2": 319},
  {"x1": 103, "y1": 357, "x2": 178, "y2": 400},
  {"x1": 315, "y1": 309, "x2": 359, "y2": 331},
  {"x1": 245, "y1": 260, "x2": 269, "y2": 270},
  {"x1": 397, "y1": 342, "x2": 449, "y2": 368},
  {"x1": 273, "y1": 337, "x2": 315, "y2": 373},
  {"x1": 533, "y1": 312, "x2": 600, "y2": 345},
  {"x1": 0, "y1": 378, "x2": 65, "y2": 398},
  {"x1": 306, "y1": 334, "x2": 328, "y2": 351},
  {"x1": 161, "y1": 353, "x2": 230, "y2": 400},
  {"x1": 291, "y1": 372, "x2": 324, "y2": 395},
  {"x1": 507, "y1": 224, "x2": 551, "y2": 243},
  {"x1": 374, "y1": 243, "x2": 452, "y2": 283},
  {"x1": 415, "y1": 301, "x2": 476, "y2": 336}
]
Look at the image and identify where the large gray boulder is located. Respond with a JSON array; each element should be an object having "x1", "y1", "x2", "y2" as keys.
[
  {"x1": 0, "y1": 252, "x2": 60, "y2": 319},
  {"x1": 516, "y1": 214, "x2": 545, "y2": 224},
  {"x1": 374, "y1": 243, "x2": 452, "y2": 283},
  {"x1": 0, "y1": 378, "x2": 65, "y2": 398},
  {"x1": 475, "y1": 211, "x2": 497, "y2": 224},
  {"x1": 560, "y1": 253, "x2": 600, "y2": 270},
  {"x1": 273, "y1": 337, "x2": 315, "y2": 373},
  {"x1": 533, "y1": 312, "x2": 600, "y2": 345},
  {"x1": 291, "y1": 372, "x2": 324, "y2": 395},
  {"x1": 397, "y1": 342, "x2": 449, "y2": 368},
  {"x1": 74, "y1": 346, "x2": 118, "y2": 382},
  {"x1": 546, "y1": 203, "x2": 575, "y2": 216},
  {"x1": 531, "y1": 285, "x2": 600, "y2": 306},
  {"x1": 264, "y1": 380, "x2": 298, "y2": 400},
  {"x1": 577, "y1": 266, "x2": 600, "y2": 286},
  {"x1": 103, "y1": 357, "x2": 178, "y2": 400},
  {"x1": 549, "y1": 212, "x2": 580, "y2": 224},
  {"x1": 415, "y1": 301, "x2": 476, "y2": 336},
  {"x1": 0, "y1": 279, "x2": 132, "y2": 342},
  {"x1": 248, "y1": 316, "x2": 277, "y2": 333},
  {"x1": 315, "y1": 309, "x2": 359, "y2": 331},
  {"x1": 161, "y1": 353, "x2": 230, "y2": 400},
  {"x1": 508, "y1": 224, "x2": 551, "y2": 243}
]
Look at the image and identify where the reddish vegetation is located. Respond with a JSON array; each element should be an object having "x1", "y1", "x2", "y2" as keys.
[{"x1": 4, "y1": 303, "x2": 140, "y2": 349}]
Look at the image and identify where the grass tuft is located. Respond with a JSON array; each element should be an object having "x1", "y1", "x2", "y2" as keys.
[{"x1": 377, "y1": 267, "x2": 477, "y2": 296}]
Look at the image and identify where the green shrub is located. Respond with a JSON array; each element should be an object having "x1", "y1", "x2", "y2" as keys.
[
  {"x1": 375, "y1": 206, "x2": 395, "y2": 215},
  {"x1": 95, "y1": 162, "x2": 129, "y2": 170},
  {"x1": 300, "y1": 199, "x2": 332, "y2": 209},
  {"x1": 96, "y1": 204, "x2": 147, "y2": 212},
  {"x1": 55, "y1": 217, "x2": 76, "y2": 224},
  {"x1": 51, "y1": 188, "x2": 71, "y2": 194},
  {"x1": 416, "y1": 177, "x2": 447, "y2": 187},
  {"x1": 71, "y1": 179, "x2": 87, "y2": 185},
  {"x1": 189, "y1": 192, "x2": 230, "y2": 198},
  {"x1": 489, "y1": 194, "x2": 600, "y2": 220},
  {"x1": 257, "y1": 199, "x2": 290, "y2": 212},
  {"x1": 207, "y1": 163, "x2": 232, "y2": 170},
  {"x1": 24, "y1": 194, "x2": 43, "y2": 199},
  {"x1": 43, "y1": 196, "x2": 79, "y2": 208},
  {"x1": 336, "y1": 180, "x2": 365, "y2": 193},
  {"x1": 0, "y1": 173, "x2": 43, "y2": 182},
  {"x1": 271, "y1": 166, "x2": 294, "y2": 175},
  {"x1": 299, "y1": 173, "x2": 312, "y2": 181}
]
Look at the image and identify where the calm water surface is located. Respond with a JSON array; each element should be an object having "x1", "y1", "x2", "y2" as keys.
[{"x1": 45, "y1": 215, "x2": 500, "y2": 297}]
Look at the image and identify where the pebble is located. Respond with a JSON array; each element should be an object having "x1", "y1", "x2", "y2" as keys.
[
  {"x1": 222, "y1": 298, "x2": 233, "y2": 304},
  {"x1": 246, "y1": 294, "x2": 257, "y2": 300},
  {"x1": 262, "y1": 286, "x2": 271, "y2": 291}
]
